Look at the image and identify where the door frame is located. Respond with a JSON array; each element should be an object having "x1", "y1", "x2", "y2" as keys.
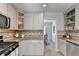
[{"x1": 44, "y1": 19, "x2": 58, "y2": 51}]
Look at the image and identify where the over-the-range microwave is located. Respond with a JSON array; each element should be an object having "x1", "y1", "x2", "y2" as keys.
[{"x1": 0, "y1": 14, "x2": 10, "y2": 29}]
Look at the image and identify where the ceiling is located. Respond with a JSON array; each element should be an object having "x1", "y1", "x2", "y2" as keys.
[{"x1": 13, "y1": 3, "x2": 75, "y2": 13}]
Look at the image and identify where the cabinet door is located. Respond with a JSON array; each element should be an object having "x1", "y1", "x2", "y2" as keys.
[
  {"x1": 8, "y1": 4, "x2": 18, "y2": 29},
  {"x1": 10, "y1": 50, "x2": 16, "y2": 56},
  {"x1": 58, "y1": 39, "x2": 62, "y2": 51},
  {"x1": 26, "y1": 40, "x2": 35, "y2": 55},
  {"x1": 15, "y1": 48, "x2": 19, "y2": 56},
  {"x1": 19, "y1": 40, "x2": 28, "y2": 56},
  {"x1": 59, "y1": 39, "x2": 66, "y2": 55},
  {"x1": 19, "y1": 40, "x2": 44, "y2": 56},
  {"x1": 24, "y1": 13, "x2": 33, "y2": 30},
  {"x1": 19, "y1": 40, "x2": 35, "y2": 56},
  {"x1": 35, "y1": 40, "x2": 44, "y2": 55},
  {"x1": 74, "y1": 45, "x2": 79, "y2": 56},
  {"x1": 75, "y1": 6, "x2": 79, "y2": 29},
  {"x1": 67, "y1": 42, "x2": 79, "y2": 56},
  {"x1": 0, "y1": 3, "x2": 7, "y2": 16},
  {"x1": 34, "y1": 13, "x2": 43, "y2": 30}
]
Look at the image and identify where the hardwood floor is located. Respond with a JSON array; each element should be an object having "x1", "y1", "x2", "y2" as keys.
[
  {"x1": 44, "y1": 45, "x2": 63, "y2": 56},
  {"x1": 44, "y1": 39, "x2": 63, "y2": 56}
]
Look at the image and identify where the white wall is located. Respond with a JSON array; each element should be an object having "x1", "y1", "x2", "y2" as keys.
[{"x1": 44, "y1": 12, "x2": 64, "y2": 31}]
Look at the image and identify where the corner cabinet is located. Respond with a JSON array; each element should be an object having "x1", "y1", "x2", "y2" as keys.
[{"x1": 24, "y1": 13, "x2": 43, "y2": 30}]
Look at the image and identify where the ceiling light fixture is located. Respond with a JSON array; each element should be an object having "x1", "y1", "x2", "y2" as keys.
[{"x1": 43, "y1": 4, "x2": 47, "y2": 7}]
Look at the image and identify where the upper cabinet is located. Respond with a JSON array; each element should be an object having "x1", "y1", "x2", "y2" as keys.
[
  {"x1": 65, "y1": 5, "x2": 79, "y2": 31},
  {"x1": 8, "y1": 4, "x2": 18, "y2": 29},
  {"x1": 24, "y1": 13, "x2": 43, "y2": 30},
  {"x1": 0, "y1": 3, "x2": 18, "y2": 29},
  {"x1": 65, "y1": 8, "x2": 75, "y2": 31},
  {"x1": 24, "y1": 13, "x2": 34, "y2": 30},
  {"x1": 17, "y1": 12, "x2": 24, "y2": 29},
  {"x1": 0, "y1": 3, "x2": 25, "y2": 30},
  {"x1": 34, "y1": 13, "x2": 43, "y2": 30},
  {"x1": 0, "y1": 3, "x2": 7, "y2": 16},
  {"x1": 75, "y1": 5, "x2": 79, "y2": 29}
]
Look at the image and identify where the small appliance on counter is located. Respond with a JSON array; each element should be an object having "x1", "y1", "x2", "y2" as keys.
[{"x1": 62, "y1": 33, "x2": 72, "y2": 39}]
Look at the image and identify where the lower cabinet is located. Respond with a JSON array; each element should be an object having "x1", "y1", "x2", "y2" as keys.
[
  {"x1": 10, "y1": 50, "x2": 16, "y2": 56},
  {"x1": 19, "y1": 40, "x2": 44, "y2": 56},
  {"x1": 58, "y1": 39, "x2": 79, "y2": 56},
  {"x1": 9, "y1": 47, "x2": 19, "y2": 56},
  {"x1": 15, "y1": 47, "x2": 19, "y2": 56},
  {"x1": 66, "y1": 42, "x2": 79, "y2": 56},
  {"x1": 58, "y1": 39, "x2": 66, "y2": 56}
]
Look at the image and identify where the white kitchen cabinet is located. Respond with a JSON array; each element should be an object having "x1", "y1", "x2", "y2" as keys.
[
  {"x1": 0, "y1": 3, "x2": 18, "y2": 29},
  {"x1": 10, "y1": 50, "x2": 16, "y2": 56},
  {"x1": 19, "y1": 40, "x2": 44, "y2": 56},
  {"x1": 34, "y1": 13, "x2": 43, "y2": 30},
  {"x1": 68, "y1": 5, "x2": 79, "y2": 30},
  {"x1": 24, "y1": 13, "x2": 43, "y2": 30},
  {"x1": 24, "y1": 13, "x2": 34, "y2": 30},
  {"x1": 58, "y1": 39, "x2": 66, "y2": 56},
  {"x1": 15, "y1": 47, "x2": 19, "y2": 56},
  {"x1": 8, "y1": 4, "x2": 18, "y2": 29},
  {"x1": 34, "y1": 40, "x2": 44, "y2": 55},
  {"x1": 9, "y1": 47, "x2": 18, "y2": 56},
  {"x1": 66, "y1": 42, "x2": 79, "y2": 56},
  {"x1": 0, "y1": 3, "x2": 7, "y2": 16},
  {"x1": 75, "y1": 6, "x2": 79, "y2": 29}
]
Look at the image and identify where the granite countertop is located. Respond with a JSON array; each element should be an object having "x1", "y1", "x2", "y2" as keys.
[
  {"x1": 58, "y1": 35, "x2": 79, "y2": 45},
  {"x1": 4, "y1": 35, "x2": 44, "y2": 42}
]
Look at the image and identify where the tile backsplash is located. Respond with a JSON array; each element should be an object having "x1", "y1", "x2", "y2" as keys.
[
  {"x1": 57, "y1": 30, "x2": 79, "y2": 38},
  {"x1": 0, "y1": 32, "x2": 14, "y2": 40},
  {"x1": 0, "y1": 30, "x2": 43, "y2": 41}
]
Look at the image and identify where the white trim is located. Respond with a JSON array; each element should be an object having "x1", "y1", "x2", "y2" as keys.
[
  {"x1": 44, "y1": 19, "x2": 59, "y2": 51},
  {"x1": 44, "y1": 19, "x2": 56, "y2": 22}
]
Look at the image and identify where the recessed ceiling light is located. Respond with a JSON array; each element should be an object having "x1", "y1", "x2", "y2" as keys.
[{"x1": 43, "y1": 4, "x2": 47, "y2": 7}]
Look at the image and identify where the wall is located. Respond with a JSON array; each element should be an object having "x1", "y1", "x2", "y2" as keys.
[{"x1": 44, "y1": 12, "x2": 64, "y2": 31}]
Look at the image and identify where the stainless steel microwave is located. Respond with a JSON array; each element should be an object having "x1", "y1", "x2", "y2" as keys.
[{"x1": 0, "y1": 14, "x2": 10, "y2": 29}]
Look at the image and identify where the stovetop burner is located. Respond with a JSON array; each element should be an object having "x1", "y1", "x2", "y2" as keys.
[{"x1": 0, "y1": 42, "x2": 19, "y2": 56}]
